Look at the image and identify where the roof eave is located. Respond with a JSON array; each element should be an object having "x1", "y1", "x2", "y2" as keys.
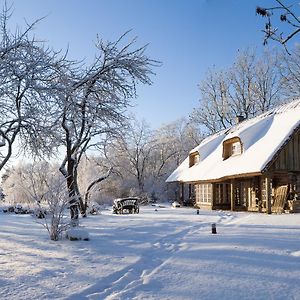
[{"x1": 168, "y1": 171, "x2": 263, "y2": 184}]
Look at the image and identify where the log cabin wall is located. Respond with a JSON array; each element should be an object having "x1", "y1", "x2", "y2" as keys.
[
  {"x1": 268, "y1": 127, "x2": 300, "y2": 172},
  {"x1": 266, "y1": 127, "x2": 300, "y2": 210},
  {"x1": 297, "y1": 176, "x2": 300, "y2": 195}
]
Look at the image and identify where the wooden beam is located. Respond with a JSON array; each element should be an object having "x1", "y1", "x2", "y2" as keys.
[
  {"x1": 180, "y1": 183, "x2": 184, "y2": 205},
  {"x1": 211, "y1": 183, "x2": 215, "y2": 209},
  {"x1": 265, "y1": 176, "x2": 272, "y2": 214},
  {"x1": 230, "y1": 180, "x2": 235, "y2": 211},
  {"x1": 188, "y1": 184, "x2": 192, "y2": 205}
]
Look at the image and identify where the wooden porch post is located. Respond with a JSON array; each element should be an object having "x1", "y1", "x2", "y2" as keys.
[
  {"x1": 188, "y1": 184, "x2": 192, "y2": 205},
  {"x1": 230, "y1": 180, "x2": 235, "y2": 211},
  {"x1": 265, "y1": 176, "x2": 272, "y2": 214},
  {"x1": 179, "y1": 183, "x2": 184, "y2": 205},
  {"x1": 211, "y1": 183, "x2": 215, "y2": 210},
  {"x1": 288, "y1": 172, "x2": 296, "y2": 194}
]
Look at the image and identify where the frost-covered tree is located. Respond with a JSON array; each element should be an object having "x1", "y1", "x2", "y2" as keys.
[
  {"x1": 76, "y1": 156, "x2": 112, "y2": 215},
  {"x1": 0, "y1": 6, "x2": 65, "y2": 169},
  {"x1": 104, "y1": 119, "x2": 153, "y2": 198},
  {"x1": 1, "y1": 164, "x2": 32, "y2": 205},
  {"x1": 190, "y1": 68, "x2": 231, "y2": 133},
  {"x1": 29, "y1": 168, "x2": 70, "y2": 241},
  {"x1": 277, "y1": 46, "x2": 300, "y2": 98},
  {"x1": 149, "y1": 118, "x2": 202, "y2": 201},
  {"x1": 2, "y1": 161, "x2": 60, "y2": 205},
  {"x1": 56, "y1": 33, "x2": 159, "y2": 221},
  {"x1": 191, "y1": 49, "x2": 284, "y2": 134},
  {"x1": 101, "y1": 118, "x2": 201, "y2": 202},
  {"x1": 2, "y1": 161, "x2": 69, "y2": 240},
  {"x1": 152, "y1": 118, "x2": 202, "y2": 173}
]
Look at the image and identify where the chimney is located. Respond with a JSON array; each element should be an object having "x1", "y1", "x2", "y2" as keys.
[{"x1": 235, "y1": 115, "x2": 245, "y2": 124}]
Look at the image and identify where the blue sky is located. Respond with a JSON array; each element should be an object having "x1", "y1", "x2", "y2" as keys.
[{"x1": 8, "y1": 0, "x2": 287, "y2": 128}]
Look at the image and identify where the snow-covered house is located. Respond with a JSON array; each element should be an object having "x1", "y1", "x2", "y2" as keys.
[{"x1": 167, "y1": 100, "x2": 300, "y2": 213}]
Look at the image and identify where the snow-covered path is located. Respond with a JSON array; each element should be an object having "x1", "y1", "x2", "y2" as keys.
[{"x1": 1, "y1": 206, "x2": 300, "y2": 299}]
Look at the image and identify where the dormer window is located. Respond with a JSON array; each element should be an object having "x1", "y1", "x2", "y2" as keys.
[
  {"x1": 189, "y1": 151, "x2": 200, "y2": 167},
  {"x1": 223, "y1": 137, "x2": 243, "y2": 160},
  {"x1": 231, "y1": 141, "x2": 241, "y2": 156}
]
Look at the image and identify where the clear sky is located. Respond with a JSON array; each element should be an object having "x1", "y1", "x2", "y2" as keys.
[{"x1": 8, "y1": 0, "x2": 286, "y2": 128}]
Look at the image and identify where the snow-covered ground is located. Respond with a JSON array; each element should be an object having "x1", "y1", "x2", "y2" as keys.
[{"x1": 1, "y1": 205, "x2": 300, "y2": 300}]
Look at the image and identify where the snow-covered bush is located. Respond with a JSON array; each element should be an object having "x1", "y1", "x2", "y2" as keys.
[
  {"x1": 40, "y1": 180, "x2": 70, "y2": 241},
  {"x1": 3, "y1": 161, "x2": 71, "y2": 240},
  {"x1": 1, "y1": 164, "x2": 35, "y2": 206},
  {"x1": 66, "y1": 227, "x2": 89, "y2": 241},
  {"x1": 86, "y1": 202, "x2": 101, "y2": 215}
]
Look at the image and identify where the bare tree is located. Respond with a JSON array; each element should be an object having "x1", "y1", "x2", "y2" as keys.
[
  {"x1": 23, "y1": 163, "x2": 70, "y2": 241},
  {"x1": 277, "y1": 46, "x2": 300, "y2": 98},
  {"x1": 149, "y1": 118, "x2": 202, "y2": 200},
  {"x1": 0, "y1": 6, "x2": 65, "y2": 169},
  {"x1": 102, "y1": 118, "x2": 201, "y2": 202},
  {"x1": 256, "y1": 0, "x2": 300, "y2": 51},
  {"x1": 229, "y1": 49, "x2": 282, "y2": 117},
  {"x1": 36, "y1": 174, "x2": 70, "y2": 241},
  {"x1": 57, "y1": 33, "x2": 159, "y2": 221},
  {"x1": 191, "y1": 50, "x2": 284, "y2": 134},
  {"x1": 191, "y1": 68, "x2": 231, "y2": 133},
  {"x1": 82, "y1": 166, "x2": 112, "y2": 215},
  {"x1": 151, "y1": 118, "x2": 202, "y2": 178},
  {"x1": 1, "y1": 164, "x2": 33, "y2": 205},
  {"x1": 105, "y1": 119, "x2": 153, "y2": 197},
  {"x1": 2, "y1": 161, "x2": 69, "y2": 241}
]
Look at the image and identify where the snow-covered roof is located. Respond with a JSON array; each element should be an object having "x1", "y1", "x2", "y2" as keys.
[{"x1": 167, "y1": 99, "x2": 300, "y2": 183}]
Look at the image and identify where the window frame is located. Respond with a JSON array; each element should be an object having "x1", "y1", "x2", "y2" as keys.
[
  {"x1": 222, "y1": 137, "x2": 243, "y2": 160},
  {"x1": 189, "y1": 151, "x2": 200, "y2": 167},
  {"x1": 195, "y1": 183, "x2": 212, "y2": 204}
]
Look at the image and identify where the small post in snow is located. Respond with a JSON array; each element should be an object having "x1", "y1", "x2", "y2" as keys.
[
  {"x1": 211, "y1": 223, "x2": 217, "y2": 234},
  {"x1": 196, "y1": 209, "x2": 199, "y2": 215}
]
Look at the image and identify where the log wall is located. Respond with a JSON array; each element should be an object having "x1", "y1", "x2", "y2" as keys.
[{"x1": 268, "y1": 128, "x2": 300, "y2": 172}]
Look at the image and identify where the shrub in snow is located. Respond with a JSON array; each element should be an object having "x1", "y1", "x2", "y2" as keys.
[
  {"x1": 66, "y1": 227, "x2": 89, "y2": 241},
  {"x1": 172, "y1": 201, "x2": 180, "y2": 208},
  {"x1": 8, "y1": 206, "x2": 14, "y2": 213},
  {"x1": 3, "y1": 162, "x2": 73, "y2": 241},
  {"x1": 28, "y1": 174, "x2": 71, "y2": 241},
  {"x1": 2, "y1": 206, "x2": 16, "y2": 213},
  {"x1": 40, "y1": 187, "x2": 70, "y2": 241},
  {"x1": 87, "y1": 202, "x2": 101, "y2": 215},
  {"x1": 14, "y1": 204, "x2": 28, "y2": 214},
  {"x1": 34, "y1": 208, "x2": 47, "y2": 219}
]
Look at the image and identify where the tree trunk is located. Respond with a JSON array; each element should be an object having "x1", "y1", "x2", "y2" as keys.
[
  {"x1": 83, "y1": 168, "x2": 113, "y2": 217},
  {"x1": 73, "y1": 164, "x2": 85, "y2": 217},
  {"x1": 66, "y1": 156, "x2": 79, "y2": 226}
]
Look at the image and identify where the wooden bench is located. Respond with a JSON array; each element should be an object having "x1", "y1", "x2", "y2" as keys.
[{"x1": 112, "y1": 198, "x2": 139, "y2": 214}]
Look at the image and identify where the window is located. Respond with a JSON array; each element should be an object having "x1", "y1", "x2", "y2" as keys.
[
  {"x1": 189, "y1": 151, "x2": 200, "y2": 167},
  {"x1": 231, "y1": 141, "x2": 242, "y2": 156},
  {"x1": 223, "y1": 137, "x2": 243, "y2": 159},
  {"x1": 195, "y1": 183, "x2": 212, "y2": 204},
  {"x1": 194, "y1": 153, "x2": 200, "y2": 164},
  {"x1": 215, "y1": 183, "x2": 230, "y2": 205}
]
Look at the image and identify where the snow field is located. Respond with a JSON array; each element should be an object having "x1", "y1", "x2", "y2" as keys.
[{"x1": 0, "y1": 206, "x2": 300, "y2": 299}]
